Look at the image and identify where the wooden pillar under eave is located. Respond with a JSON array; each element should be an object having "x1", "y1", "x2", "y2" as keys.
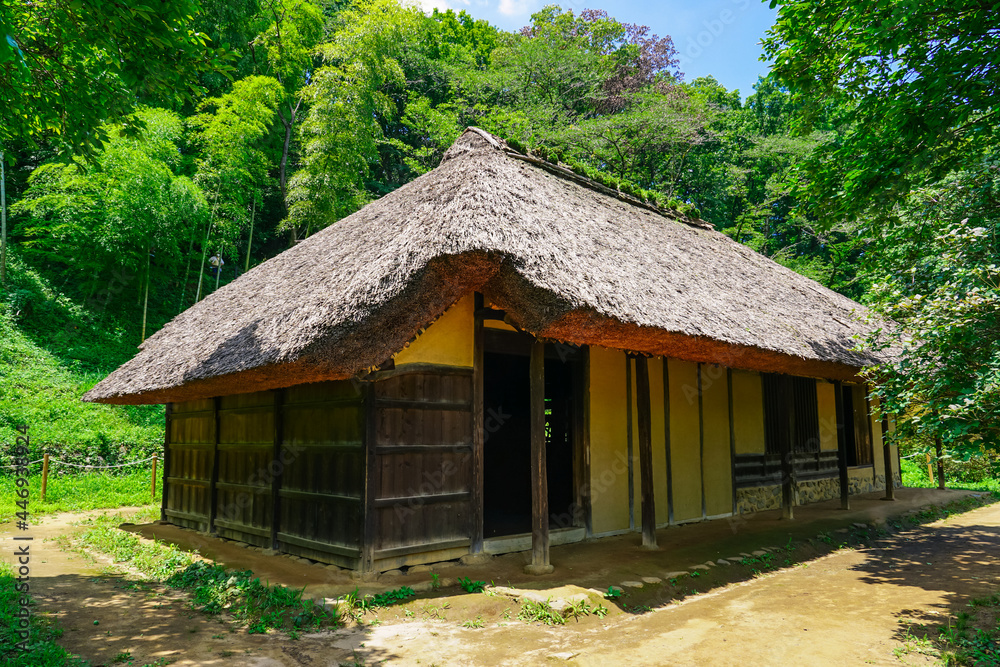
[
  {"x1": 634, "y1": 356, "x2": 657, "y2": 549},
  {"x1": 470, "y1": 292, "x2": 486, "y2": 557},
  {"x1": 834, "y1": 381, "x2": 850, "y2": 510},
  {"x1": 881, "y1": 413, "x2": 895, "y2": 501},
  {"x1": 779, "y1": 375, "x2": 795, "y2": 520},
  {"x1": 525, "y1": 338, "x2": 553, "y2": 575}
]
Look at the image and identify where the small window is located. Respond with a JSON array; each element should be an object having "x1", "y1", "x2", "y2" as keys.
[{"x1": 762, "y1": 374, "x2": 820, "y2": 455}]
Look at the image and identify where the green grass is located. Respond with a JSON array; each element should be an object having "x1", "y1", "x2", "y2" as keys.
[
  {"x1": 0, "y1": 562, "x2": 88, "y2": 666},
  {"x1": 0, "y1": 468, "x2": 162, "y2": 523},
  {"x1": 0, "y1": 251, "x2": 162, "y2": 466},
  {"x1": 166, "y1": 562, "x2": 340, "y2": 634},
  {"x1": 66, "y1": 509, "x2": 193, "y2": 580},
  {"x1": 900, "y1": 456, "x2": 1000, "y2": 494}
]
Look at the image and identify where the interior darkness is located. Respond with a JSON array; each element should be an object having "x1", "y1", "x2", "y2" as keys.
[
  {"x1": 843, "y1": 385, "x2": 859, "y2": 466},
  {"x1": 483, "y1": 336, "x2": 576, "y2": 538}
]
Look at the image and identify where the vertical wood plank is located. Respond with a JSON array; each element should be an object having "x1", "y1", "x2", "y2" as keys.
[
  {"x1": 361, "y1": 381, "x2": 378, "y2": 575},
  {"x1": 162, "y1": 403, "x2": 172, "y2": 521},
  {"x1": 780, "y1": 375, "x2": 795, "y2": 520},
  {"x1": 471, "y1": 292, "x2": 485, "y2": 553},
  {"x1": 526, "y1": 339, "x2": 552, "y2": 574},
  {"x1": 635, "y1": 356, "x2": 657, "y2": 549},
  {"x1": 270, "y1": 389, "x2": 284, "y2": 550},
  {"x1": 208, "y1": 397, "x2": 221, "y2": 534},
  {"x1": 834, "y1": 380, "x2": 850, "y2": 509}
]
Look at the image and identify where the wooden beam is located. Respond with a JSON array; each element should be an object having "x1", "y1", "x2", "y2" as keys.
[
  {"x1": 360, "y1": 381, "x2": 378, "y2": 577},
  {"x1": 834, "y1": 380, "x2": 850, "y2": 510},
  {"x1": 471, "y1": 292, "x2": 485, "y2": 554},
  {"x1": 625, "y1": 356, "x2": 634, "y2": 531},
  {"x1": 208, "y1": 397, "x2": 221, "y2": 534},
  {"x1": 727, "y1": 369, "x2": 737, "y2": 516},
  {"x1": 270, "y1": 389, "x2": 284, "y2": 550},
  {"x1": 635, "y1": 356, "x2": 657, "y2": 549},
  {"x1": 663, "y1": 359, "x2": 673, "y2": 524},
  {"x1": 161, "y1": 403, "x2": 172, "y2": 522},
  {"x1": 779, "y1": 375, "x2": 795, "y2": 520},
  {"x1": 881, "y1": 412, "x2": 895, "y2": 501},
  {"x1": 525, "y1": 338, "x2": 553, "y2": 575}
]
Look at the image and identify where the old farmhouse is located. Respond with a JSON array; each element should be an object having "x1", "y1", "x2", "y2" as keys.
[{"x1": 84, "y1": 128, "x2": 899, "y2": 576}]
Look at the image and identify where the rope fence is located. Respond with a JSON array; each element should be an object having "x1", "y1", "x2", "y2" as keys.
[{"x1": 3, "y1": 453, "x2": 160, "y2": 501}]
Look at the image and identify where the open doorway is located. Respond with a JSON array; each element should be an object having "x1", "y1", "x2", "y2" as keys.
[{"x1": 482, "y1": 330, "x2": 578, "y2": 538}]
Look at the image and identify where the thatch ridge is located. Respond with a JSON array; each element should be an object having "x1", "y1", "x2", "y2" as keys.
[{"x1": 85, "y1": 128, "x2": 886, "y2": 405}]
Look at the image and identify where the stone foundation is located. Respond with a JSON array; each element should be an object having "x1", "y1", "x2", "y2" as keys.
[{"x1": 737, "y1": 472, "x2": 902, "y2": 515}]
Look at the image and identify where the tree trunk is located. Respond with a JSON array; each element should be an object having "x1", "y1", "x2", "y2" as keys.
[
  {"x1": 141, "y1": 247, "x2": 150, "y2": 342},
  {"x1": 245, "y1": 199, "x2": 255, "y2": 273}
]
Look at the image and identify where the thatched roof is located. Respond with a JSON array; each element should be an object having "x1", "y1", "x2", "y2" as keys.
[{"x1": 85, "y1": 128, "x2": 886, "y2": 405}]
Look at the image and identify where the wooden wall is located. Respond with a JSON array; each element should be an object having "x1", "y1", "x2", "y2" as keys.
[
  {"x1": 370, "y1": 368, "x2": 474, "y2": 570},
  {"x1": 165, "y1": 380, "x2": 366, "y2": 568},
  {"x1": 164, "y1": 398, "x2": 215, "y2": 531}
]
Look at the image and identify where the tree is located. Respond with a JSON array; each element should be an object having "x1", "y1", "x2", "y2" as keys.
[
  {"x1": 0, "y1": 0, "x2": 230, "y2": 154},
  {"x1": 189, "y1": 75, "x2": 285, "y2": 301},
  {"x1": 764, "y1": 1, "x2": 1000, "y2": 454},
  {"x1": 762, "y1": 0, "x2": 1000, "y2": 223}
]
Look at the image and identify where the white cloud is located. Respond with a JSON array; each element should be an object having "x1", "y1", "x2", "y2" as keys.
[{"x1": 497, "y1": 0, "x2": 536, "y2": 17}]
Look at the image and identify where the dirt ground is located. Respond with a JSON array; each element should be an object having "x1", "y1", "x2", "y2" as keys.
[{"x1": 4, "y1": 488, "x2": 999, "y2": 666}]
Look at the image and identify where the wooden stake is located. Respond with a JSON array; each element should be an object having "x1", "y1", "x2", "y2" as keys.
[
  {"x1": 525, "y1": 338, "x2": 552, "y2": 575},
  {"x1": 151, "y1": 454, "x2": 158, "y2": 501},
  {"x1": 926, "y1": 453, "x2": 934, "y2": 485},
  {"x1": 41, "y1": 453, "x2": 49, "y2": 502},
  {"x1": 934, "y1": 410, "x2": 946, "y2": 490},
  {"x1": 635, "y1": 356, "x2": 657, "y2": 549},
  {"x1": 881, "y1": 413, "x2": 895, "y2": 501}
]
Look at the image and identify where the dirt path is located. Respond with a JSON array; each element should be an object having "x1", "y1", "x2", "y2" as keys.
[
  {"x1": 346, "y1": 501, "x2": 1000, "y2": 666},
  {"x1": 5, "y1": 497, "x2": 999, "y2": 666}
]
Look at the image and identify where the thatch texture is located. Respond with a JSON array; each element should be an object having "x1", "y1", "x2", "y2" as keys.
[{"x1": 85, "y1": 128, "x2": 885, "y2": 405}]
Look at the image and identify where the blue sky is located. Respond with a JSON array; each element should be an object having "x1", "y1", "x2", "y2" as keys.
[{"x1": 414, "y1": 0, "x2": 778, "y2": 99}]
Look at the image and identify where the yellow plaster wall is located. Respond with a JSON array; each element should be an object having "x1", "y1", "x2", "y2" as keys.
[
  {"x1": 731, "y1": 370, "x2": 765, "y2": 455},
  {"x1": 817, "y1": 381, "x2": 838, "y2": 451},
  {"x1": 668, "y1": 359, "x2": 702, "y2": 522},
  {"x1": 589, "y1": 346, "x2": 630, "y2": 534},
  {"x1": 392, "y1": 294, "x2": 474, "y2": 368},
  {"x1": 701, "y1": 365, "x2": 732, "y2": 517}
]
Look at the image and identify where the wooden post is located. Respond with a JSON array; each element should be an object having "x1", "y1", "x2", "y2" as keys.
[
  {"x1": 697, "y1": 365, "x2": 707, "y2": 519},
  {"x1": 151, "y1": 454, "x2": 158, "y2": 501},
  {"x1": 625, "y1": 357, "x2": 634, "y2": 531},
  {"x1": 162, "y1": 403, "x2": 172, "y2": 521},
  {"x1": 926, "y1": 453, "x2": 934, "y2": 485},
  {"x1": 635, "y1": 356, "x2": 657, "y2": 549},
  {"x1": 780, "y1": 375, "x2": 795, "y2": 520},
  {"x1": 834, "y1": 381, "x2": 850, "y2": 510},
  {"x1": 470, "y1": 293, "x2": 485, "y2": 554},
  {"x1": 727, "y1": 369, "x2": 737, "y2": 516},
  {"x1": 881, "y1": 413, "x2": 895, "y2": 501},
  {"x1": 41, "y1": 453, "x2": 49, "y2": 502},
  {"x1": 663, "y1": 359, "x2": 673, "y2": 525},
  {"x1": 525, "y1": 338, "x2": 553, "y2": 575}
]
